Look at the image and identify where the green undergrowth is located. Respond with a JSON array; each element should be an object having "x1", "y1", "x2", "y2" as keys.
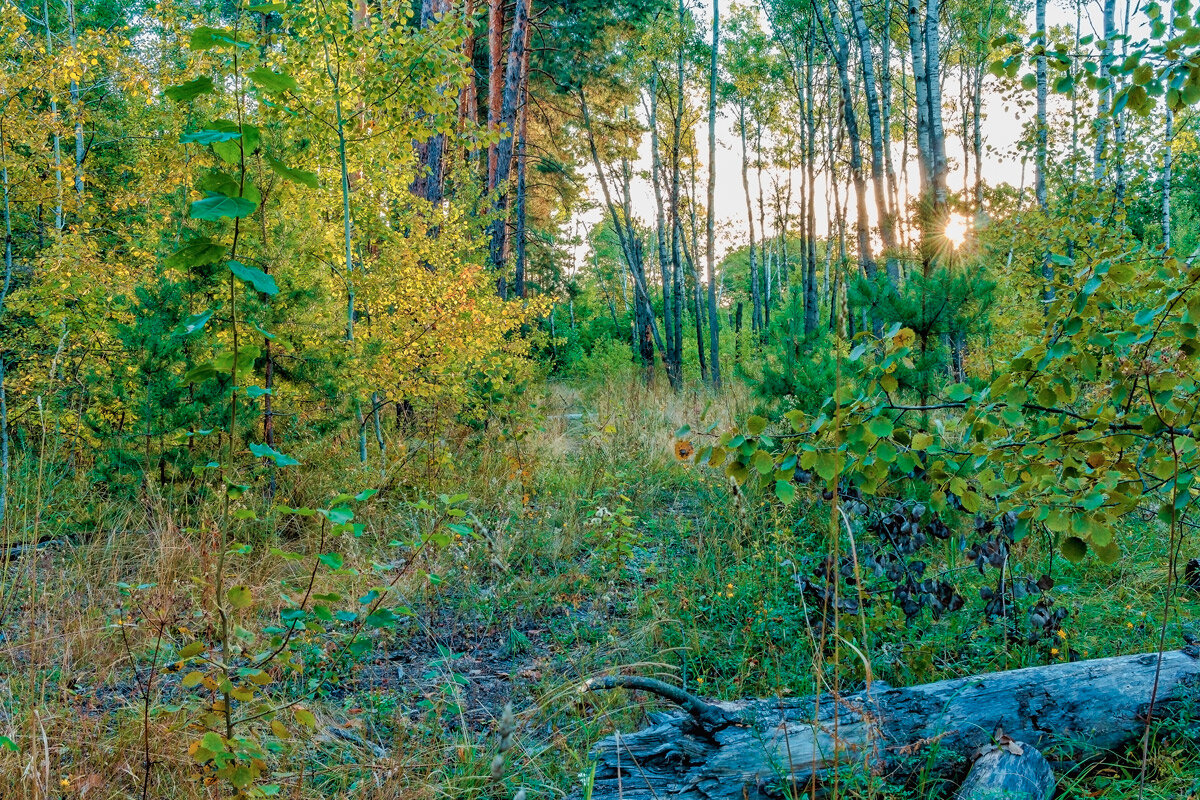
[{"x1": 0, "y1": 370, "x2": 1198, "y2": 799}]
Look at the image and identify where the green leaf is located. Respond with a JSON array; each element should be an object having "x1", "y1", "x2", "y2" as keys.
[
  {"x1": 164, "y1": 76, "x2": 215, "y2": 102},
  {"x1": 190, "y1": 26, "x2": 246, "y2": 51},
  {"x1": 248, "y1": 1, "x2": 287, "y2": 11},
  {"x1": 191, "y1": 192, "x2": 257, "y2": 221},
  {"x1": 229, "y1": 260, "x2": 279, "y2": 295},
  {"x1": 165, "y1": 238, "x2": 227, "y2": 269},
  {"x1": 178, "y1": 641, "x2": 206, "y2": 658},
  {"x1": 182, "y1": 670, "x2": 205, "y2": 688},
  {"x1": 1061, "y1": 536, "x2": 1088, "y2": 563},
  {"x1": 245, "y1": 386, "x2": 273, "y2": 398},
  {"x1": 184, "y1": 362, "x2": 217, "y2": 383},
  {"x1": 774, "y1": 480, "x2": 795, "y2": 504},
  {"x1": 249, "y1": 67, "x2": 298, "y2": 95},
  {"x1": 248, "y1": 442, "x2": 300, "y2": 466},
  {"x1": 212, "y1": 124, "x2": 261, "y2": 164},
  {"x1": 175, "y1": 309, "x2": 215, "y2": 337},
  {"x1": 265, "y1": 154, "x2": 319, "y2": 189},
  {"x1": 181, "y1": 126, "x2": 243, "y2": 145},
  {"x1": 745, "y1": 415, "x2": 767, "y2": 435},
  {"x1": 0, "y1": 736, "x2": 18, "y2": 752},
  {"x1": 293, "y1": 708, "x2": 317, "y2": 728},
  {"x1": 227, "y1": 586, "x2": 253, "y2": 609},
  {"x1": 318, "y1": 553, "x2": 344, "y2": 570}
]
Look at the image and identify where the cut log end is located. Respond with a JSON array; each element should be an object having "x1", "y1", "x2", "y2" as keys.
[{"x1": 955, "y1": 743, "x2": 1055, "y2": 800}]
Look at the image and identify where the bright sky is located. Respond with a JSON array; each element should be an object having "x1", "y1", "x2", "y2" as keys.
[{"x1": 572, "y1": 0, "x2": 1122, "y2": 269}]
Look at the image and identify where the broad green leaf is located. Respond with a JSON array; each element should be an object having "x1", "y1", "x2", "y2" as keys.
[
  {"x1": 249, "y1": 67, "x2": 298, "y2": 95},
  {"x1": 294, "y1": 708, "x2": 317, "y2": 728},
  {"x1": 174, "y1": 309, "x2": 215, "y2": 336},
  {"x1": 182, "y1": 670, "x2": 205, "y2": 688},
  {"x1": 248, "y1": 442, "x2": 300, "y2": 466},
  {"x1": 181, "y1": 126, "x2": 242, "y2": 145},
  {"x1": 227, "y1": 586, "x2": 253, "y2": 609},
  {"x1": 229, "y1": 260, "x2": 279, "y2": 295},
  {"x1": 1061, "y1": 536, "x2": 1088, "y2": 563},
  {"x1": 165, "y1": 238, "x2": 227, "y2": 269},
  {"x1": 318, "y1": 553, "x2": 344, "y2": 570},
  {"x1": 164, "y1": 76, "x2": 215, "y2": 102},
  {"x1": 0, "y1": 736, "x2": 17, "y2": 752},
  {"x1": 745, "y1": 415, "x2": 767, "y2": 435},
  {"x1": 178, "y1": 641, "x2": 206, "y2": 658},
  {"x1": 266, "y1": 155, "x2": 319, "y2": 189},
  {"x1": 245, "y1": 386, "x2": 273, "y2": 398},
  {"x1": 191, "y1": 192, "x2": 257, "y2": 221},
  {"x1": 190, "y1": 26, "x2": 246, "y2": 51},
  {"x1": 775, "y1": 479, "x2": 795, "y2": 504}
]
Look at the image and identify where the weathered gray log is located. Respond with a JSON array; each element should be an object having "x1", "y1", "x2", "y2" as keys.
[
  {"x1": 581, "y1": 650, "x2": 1200, "y2": 800},
  {"x1": 954, "y1": 740, "x2": 1054, "y2": 800}
]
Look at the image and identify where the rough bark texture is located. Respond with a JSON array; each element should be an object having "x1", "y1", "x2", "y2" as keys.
[{"x1": 581, "y1": 650, "x2": 1200, "y2": 800}]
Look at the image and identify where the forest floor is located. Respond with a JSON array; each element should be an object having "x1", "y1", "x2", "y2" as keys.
[{"x1": 1, "y1": 375, "x2": 1200, "y2": 798}]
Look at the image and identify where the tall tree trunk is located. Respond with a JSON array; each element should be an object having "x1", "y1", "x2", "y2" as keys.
[
  {"x1": 815, "y1": 0, "x2": 877, "y2": 330},
  {"x1": 1093, "y1": 0, "x2": 1116, "y2": 182},
  {"x1": 67, "y1": 0, "x2": 85, "y2": 206},
  {"x1": 513, "y1": 11, "x2": 532, "y2": 298},
  {"x1": 459, "y1": 0, "x2": 479, "y2": 131},
  {"x1": 487, "y1": 0, "x2": 531, "y2": 294},
  {"x1": 848, "y1": 0, "x2": 899, "y2": 284},
  {"x1": 44, "y1": 0, "x2": 64, "y2": 233},
  {"x1": 580, "y1": 89, "x2": 668, "y2": 374},
  {"x1": 1035, "y1": 0, "x2": 1053, "y2": 304},
  {"x1": 907, "y1": 0, "x2": 933, "y2": 190},
  {"x1": 487, "y1": 0, "x2": 507, "y2": 190},
  {"x1": 880, "y1": 0, "x2": 902, "y2": 240},
  {"x1": 804, "y1": 30, "x2": 819, "y2": 336},
  {"x1": 740, "y1": 109, "x2": 762, "y2": 334},
  {"x1": 671, "y1": 0, "x2": 687, "y2": 382},
  {"x1": 0, "y1": 125, "x2": 11, "y2": 526},
  {"x1": 649, "y1": 71, "x2": 681, "y2": 388},
  {"x1": 756, "y1": 125, "x2": 770, "y2": 328},
  {"x1": 706, "y1": 0, "x2": 721, "y2": 389}
]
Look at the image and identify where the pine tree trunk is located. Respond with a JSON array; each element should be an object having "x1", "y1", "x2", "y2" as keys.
[
  {"x1": 487, "y1": 0, "x2": 531, "y2": 293},
  {"x1": 741, "y1": 111, "x2": 762, "y2": 334}
]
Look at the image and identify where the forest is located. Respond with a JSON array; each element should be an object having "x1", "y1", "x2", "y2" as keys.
[{"x1": 1, "y1": 0, "x2": 1200, "y2": 797}]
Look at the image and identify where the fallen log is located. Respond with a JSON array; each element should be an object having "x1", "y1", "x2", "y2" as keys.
[{"x1": 580, "y1": 649, "x2": 1200, "y2": 800}]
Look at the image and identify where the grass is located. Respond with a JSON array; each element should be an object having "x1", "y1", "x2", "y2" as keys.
[{"x1": 0, "y1": 365, "x2": 1197, "y2": 799}]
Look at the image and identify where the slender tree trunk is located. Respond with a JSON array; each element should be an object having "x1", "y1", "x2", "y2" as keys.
[
  {"x1": 0, "y1": 125, "x2": 11, "y2": 526},
  {"x1": 907, "y1": 0, "x2": 933, "y2": 190},
  {"x1": 44, "y1": 0, "x2": 64, "y2": 232},
  {"x1": 459, "y1": 0, "x2": 479, "y2": 131},
  {"x1": 706, "y1": 0, "x2": 721, "y2": 388},
  {"x1": 649, "y1": 71, "x2": 681, "y2": 388},
  {"x1": 740, "y1": 109, "x2": 762, "y2": 334},
  {"x1": 1093, "y1": 0, "x2": 1115, "y2": 182},
  {"x1": 848, "y1": 0, "x2": 898, "y2": 284},
  {"x1": 805, "y1": 31, "x2": 819, "y2": 336},
  {"x1": 487, "y1": 0, "x2": 531, "y2": 294},
  {"x1": 879, "y1": 0, "x2": 902, "y2": 240},
  {"x1": 580, "y1": 89, "x2": 668, "y2": 373},
  {"x1": 816, "y1": 0, "x2": 877, "y2": 331},
  {"x1": 67, "y1": 0, "x2": 85, "y2": 205},
  {"x1": 513, "y1": 12, "x2": 532, "y2": 298},
  {"x1": 1163, "y1": 23, "x2": 1174, "y2": 249},
  {"x1": 671, "y1": 1, "x2": 687, "y2": 382},
  {"x1": 487, "y1": 0, "x2": 507, "y2": 190},
  {"x1": 1035, "y1": 0, "x2": 1053, "y2": 304}
]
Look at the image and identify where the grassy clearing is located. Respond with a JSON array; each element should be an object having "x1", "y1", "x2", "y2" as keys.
[{"x1": 0, "y1": 369, "x2": 1197, "y2": 799}]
